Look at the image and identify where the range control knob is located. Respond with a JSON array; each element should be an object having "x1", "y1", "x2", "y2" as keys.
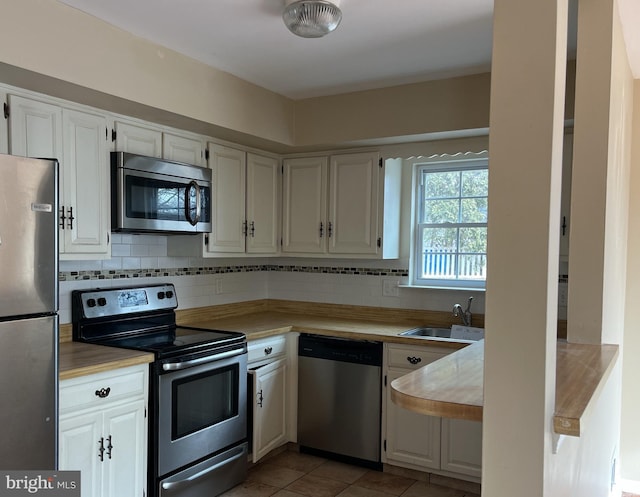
[
  {"x1": 97, "y1": 297, "x2": 107, "y2": 307},
  {"x1": 166, "y1": 291, "x2": 174, "y2": 299},
  {"x1": 157, "y1": 291, "x2": 165, "y2": 300},
  {"x1": 86, "y1": 298, "x2": 96, "y2": 308}
]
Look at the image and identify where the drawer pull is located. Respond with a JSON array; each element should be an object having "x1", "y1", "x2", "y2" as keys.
[
  {"x1": 264, "y1": 347, "x2": 273, "y2": 355},
  {"x1": 95, "y1": 387, "x2": 111, "y2": 398},
  {"x1": 407, "y1": 356, "x2": 422, "y2": 365}
]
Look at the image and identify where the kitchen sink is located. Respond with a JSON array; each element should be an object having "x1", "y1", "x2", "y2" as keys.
[
  {"x1": 398, "y1": 325, "x2": 485, "y2": 341},
  {"x1": 398, "y1": 327, "x2": 452, "y2": 339}
]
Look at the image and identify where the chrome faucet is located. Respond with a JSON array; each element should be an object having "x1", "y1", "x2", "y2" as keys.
[{"x1": 453, "y1": 297, "x2": 473, "y2": 327}]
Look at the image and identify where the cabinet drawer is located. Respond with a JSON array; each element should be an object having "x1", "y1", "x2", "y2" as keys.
[
  {"x1": 248, "y1": 335, "x2": 287, "y2": 365},
  {"x1": 387, "y1": 344, "x2": 448, "y2": 370},
  {"x1": 60, "y1": 365, "x2": 147, "y2": 413}
]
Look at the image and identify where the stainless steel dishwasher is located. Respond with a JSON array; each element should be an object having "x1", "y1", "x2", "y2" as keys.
[{"x1": 297, "y1": 333, "x2": 383, "y2": 470}]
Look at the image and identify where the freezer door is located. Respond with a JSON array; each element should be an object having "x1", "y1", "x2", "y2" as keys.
[
  {"x1": 0, "y1": 154, "x2": 58, "y2": 317},
  {"x1": 0, "y1": 315, "x2": 57, "y2": 469}
]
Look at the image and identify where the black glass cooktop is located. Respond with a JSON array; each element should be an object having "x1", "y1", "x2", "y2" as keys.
[{"x1": 94, "y1": 326, "x2": 245, "y2": 358}]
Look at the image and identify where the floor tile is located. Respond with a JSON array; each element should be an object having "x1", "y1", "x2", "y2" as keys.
[
  {"x1": 267, "y1": 450, "x2": 327, "y2": 473},
  {"x1": 247, "y1": 462, "x2": 306, "y2": 488},
  {"x1": 309, "y1": 460, "x2": 368, "y2": 484},
  {"x1": 273, "y1": 490, "x2": 308, "y2": 497},
  {"x1": 218, "y1": 479, "x2": 280, "y2": 497},
  {"x1": 400, "y1": 480, "x2": 466, "y2": 497},
  {"x1": 285, "y1": 474, "x2": 349, "y2": 497},
  {"x1": 353, "y1": 470, "x2": 415, "y2": 496},
  {"x1": 335, "y1": 485, "x2": 392, "y2": 497}
]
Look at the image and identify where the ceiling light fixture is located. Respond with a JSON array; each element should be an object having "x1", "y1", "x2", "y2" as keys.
[{"x1": 283, "y1": 0, "x2": 342, "y2": 38}]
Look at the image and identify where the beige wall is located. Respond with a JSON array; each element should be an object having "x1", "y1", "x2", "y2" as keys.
[{"x1": 621, "y1": 79, "x2": 640, "y2": 485}]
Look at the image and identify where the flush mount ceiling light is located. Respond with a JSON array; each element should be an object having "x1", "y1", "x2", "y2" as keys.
[{"x1": 283, "y1": 0, "x2": 343, "y2": 38}]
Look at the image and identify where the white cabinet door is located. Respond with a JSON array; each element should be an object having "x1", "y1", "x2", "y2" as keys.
[
  {"x1": 440, "y1": 418, "x2": 483, "y2": 478},
  {"x1": 8, "y1": 95, "x2": 63, "y2": 159},
  {"x1": 207, "y1": 144, "x2": 247, "y2": 253},
  {"x1": 246, "y1": 153, "x2": 280, "y2": 254},
  {"x1": 163, "y1": 131, "x2": 204, "y2": 166},
  {"x1": 282, "y1": 157, "x2": 328, "y2": 254},
  {"x1": 61, "y1": 108, "x2": 110, "y2": 258},
  {"x1": 385, "y1": 368, "x2": 441, "y2": 470},
  {"x1": 328, "y1": 152, "x2": 380, "y2": 255},
  {"x1": 114, "y1": 121, "x2": 162, "y2": 157},
  {"x1": 59, "y1": 411, "x2": 103, "y2": 497},
  {"x1": 250, "y1": 358, "x2": 288, "y2": 463},
  {"x1": 103, "y1": 400, "x2": 147, "y2": 497}
]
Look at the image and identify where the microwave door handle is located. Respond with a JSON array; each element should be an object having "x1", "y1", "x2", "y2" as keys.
[{"x1": 185, "y1": 180, "x2": 201, "y2": 226}]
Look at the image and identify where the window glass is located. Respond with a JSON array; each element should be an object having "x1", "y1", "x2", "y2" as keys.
[{"x1": 412, "y1": 159, "x2": 488, "y2": 288}]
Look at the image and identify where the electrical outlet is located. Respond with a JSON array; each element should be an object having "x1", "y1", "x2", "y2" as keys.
[
  {"x1": 382, "y1": 279, "x2": 400, "y2": 297},
  {"x1": 215, "y1": 279, "x2": 223, "y2": 295},
  {"x1": 558, "y1": 281, "x2": 568, "y2": 307}
]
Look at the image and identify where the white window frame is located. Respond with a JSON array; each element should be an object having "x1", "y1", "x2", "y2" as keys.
[{"x1": 409, "y1": 157, "x2": 489, "y2": 289}]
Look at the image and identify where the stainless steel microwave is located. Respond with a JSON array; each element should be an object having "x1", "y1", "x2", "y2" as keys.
[{"x1": 111, "y1": 152, "x2": 212, "y2": 234}]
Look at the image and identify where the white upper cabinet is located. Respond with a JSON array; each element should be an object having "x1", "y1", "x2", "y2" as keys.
[
  {"x1": 113, "y1": 121, "x2": 162, "y2": 157},
  {"x1": 282, "y1": 156, "x2": 328, "y2": 254},
  {"x1": 246, "y1": 153, "x2": 280, "y2": 254},
  {"x1": 282, "y1": 151, "x2": 400, "y2": 258},
  {"x1": 7, "y1": 94, "x2": 110, "y2": 259},
  {"x1": 329, "y1": 152, "x2": 380, "y2": 255},
  {"x1": 8, "y1": 94, "x2": 63, "y2": 159},
  {"x1": 163, "y1": 131, "x2": 205, "y2": 166},
  {"x1": 61, "y1": 109, "x2": 110, "y2": 257},
  {"x1": 207, "y1": 144, "x2": 247, "y2": 254}
]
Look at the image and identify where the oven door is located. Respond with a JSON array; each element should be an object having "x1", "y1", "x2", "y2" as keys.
[
  {"x1": 114, "y1": 167, "x2": 211, "y2": 233},
  {"x1": 157, "y1": 347, "x2": 247, "y2": 477}
]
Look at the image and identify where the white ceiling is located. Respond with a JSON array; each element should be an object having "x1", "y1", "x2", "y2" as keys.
[{"x1": 55, "y1": 0, "x2": 639, "y2": 101}]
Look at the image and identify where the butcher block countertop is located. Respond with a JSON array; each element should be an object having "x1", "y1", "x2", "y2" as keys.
[
  {"x1": 390, "y1": 339, "x2": 619, "y2": 437},
  {"x1": 59, "y1": 299, "x2": 472, "y2": 379}
]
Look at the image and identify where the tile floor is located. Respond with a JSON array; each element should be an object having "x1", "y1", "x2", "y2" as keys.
[{"x1": 221, "y1": 448, "x2": 480, "y2": 497}]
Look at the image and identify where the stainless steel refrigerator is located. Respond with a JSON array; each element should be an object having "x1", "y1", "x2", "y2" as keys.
[{"x1": 0, "y1": 154, "x2": 58, "y2": 469}]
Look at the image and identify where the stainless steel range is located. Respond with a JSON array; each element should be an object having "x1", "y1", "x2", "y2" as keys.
[{"x1": 72, "y1": 283, "x2": 247, "y2": 497}]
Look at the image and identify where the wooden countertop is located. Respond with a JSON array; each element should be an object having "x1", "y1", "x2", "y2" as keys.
[
  {"x1": 59, "y1": 305, "x2": 471, "y2": 379},
  {"x1": 390, "y1": 339, "x2": 619, "y2": 437},
  {"x1": 59, "y1": 342, "x2": 154, "y2": 381}
]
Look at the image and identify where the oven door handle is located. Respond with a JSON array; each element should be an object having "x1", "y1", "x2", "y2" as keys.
[
  {"x1": 160, "y1": 448, "x2": 245, "y2": 491},
  {"x1": 162, "y1": 348, "x2": 244, "y2": 371}
]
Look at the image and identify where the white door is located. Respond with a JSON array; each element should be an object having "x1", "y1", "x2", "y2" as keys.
[
  {"x1": 246, "y1": 153, "x2": 280, "y2": 254},
  {"x1": 103, "y1": 400, "x2": 147, "y2": 497},
  {"x1": 328, "y1": 152, "x2": 380, "y2": 254},
  {"x1": 59, "y1": 411, "x2": 103, "y2": 497},
  {"x1": 440, "y1": 418, "x2": 483, "y2": 478},
  {"x1": 250, "y1": 359, "x2": 288, "y2": 462},
  {"x1": 282, "y1": 157, "x2": 328, "y2": 254},
  {"x1": 385, "y1": 369, "x2": 441, "y2": 470},
  {"x1": 163, "y1": 132, "x2": 204, "y2": 166},
  {"x1": 114, "y1": 121, "x2": 162, "y2": 157},
  {"x1": 61, "y1": 108, "x2": 110, "y2": 257},
  {"x1": 207, "y1": 144, "x2": 246, "y2": 253}
]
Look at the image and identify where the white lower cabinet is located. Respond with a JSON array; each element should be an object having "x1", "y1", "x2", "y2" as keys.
[
  {"x1": 247, "y1": 335, "x2": 295, "y2": 463},
  {"x1": 59, "y1": 364, "x2": 148, "y2": 497},
  {"x1": 383, "y1": 343, "x2": 482, "y2": 481}
]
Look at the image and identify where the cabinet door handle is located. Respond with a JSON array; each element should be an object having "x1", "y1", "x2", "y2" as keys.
[
  {"x1": 328, "y1": 221, "x2": 333, "y2": 238},
  {"x1": 106, "y1": 435, "x2": 113, "y2": 459},
  {"x1": 319, "y1": 222, "x2": 324, "y2": 238},
  {"x1": 59, "y1": 206, "x2": 66, "y2": 229},
  {"x1": 66, "y1": 206, "x2": 75, "y2": 230},
  {"x1": 407, "y1": 356, "x2": 422, "y2": 365},
  {"x1": 264, "y1": 347, "x2": 273, "y2": 355},
  {"x1": 98, "y1": 437, "x2": 105, "y2": 462},
  {"x1": 250, "y1": 221, "x2": 255, "y2": 237},
  {"x1": 242, "y1": 220, "x2": 248, "y2": 237},
  {"x1": 95, "y1": 387, "x2": 111, "y2": 398},
  {"x1": 257, "y1": 389, "x2": 264, "y2": 408}
]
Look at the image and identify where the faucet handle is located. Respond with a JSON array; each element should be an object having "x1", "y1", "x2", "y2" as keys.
[{"x1": 465, "y1": 296, "x2": 474, "y2": 312}]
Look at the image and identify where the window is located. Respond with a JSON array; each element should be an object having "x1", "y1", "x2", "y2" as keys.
[{"x1": 411, "y1": 158, "x2": 488, "y2": 288}]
